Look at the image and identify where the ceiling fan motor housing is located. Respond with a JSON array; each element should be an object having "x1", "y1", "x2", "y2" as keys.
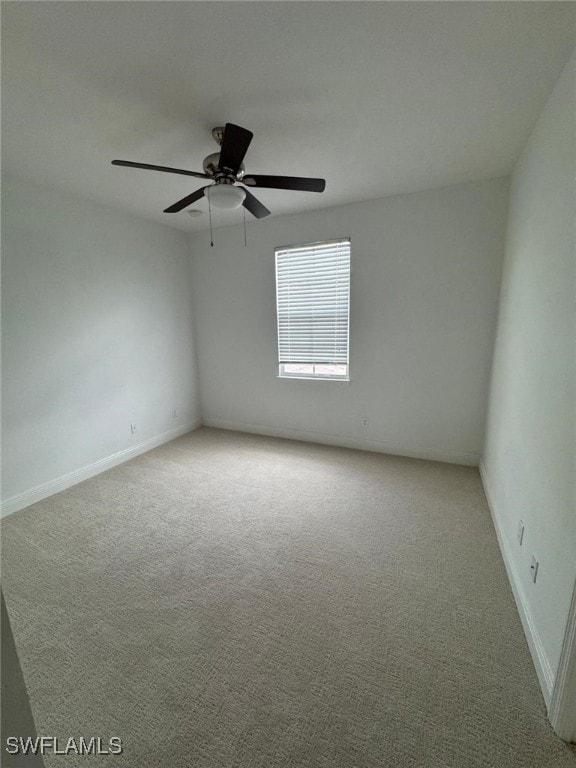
[{"x1": 203, "y1": 151, "x2": 245, "y2": 182}]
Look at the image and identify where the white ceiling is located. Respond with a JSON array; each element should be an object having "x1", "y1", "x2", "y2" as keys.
[{"x1": 2, "y1": 2, "x2": 575, "y2": 233}]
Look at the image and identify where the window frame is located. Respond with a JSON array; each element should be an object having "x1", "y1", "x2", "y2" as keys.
[{"x1": 275, "y1": 238, "x2": 351, "y2": 382}]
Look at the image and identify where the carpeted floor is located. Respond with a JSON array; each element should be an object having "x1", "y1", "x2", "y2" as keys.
[{"x1": 2, "y1": 427, "x2": 575, "y2": 767}]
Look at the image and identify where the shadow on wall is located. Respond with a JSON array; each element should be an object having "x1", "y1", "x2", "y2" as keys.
[{"x1": 1, "y1": 591, "x2": 45, "y2": 767}]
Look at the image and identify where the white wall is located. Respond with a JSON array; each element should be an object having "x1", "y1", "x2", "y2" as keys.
[
  {"x1": 481, "y1": 52, "x2": 575, "y2": 701},
  {"x1": 189, "y1": 177, "x2": 508, "y2": 465},
  {"x1": 1, "y1": 176, "x2": 201, "y2": 513}
]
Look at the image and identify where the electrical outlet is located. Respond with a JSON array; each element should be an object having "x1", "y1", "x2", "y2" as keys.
[
  {"x1": 517, "y1": 520, "x2": 525, "y2": 546},
  {"x1": 130, "y1": 423, "x2": 137, "y2": 435},
  {"x1": 361, "y1": 416, "x2": 369, "y2": 428},
  {"x1": 530, "y1": 556, "x2": 539, "y2": 584}
]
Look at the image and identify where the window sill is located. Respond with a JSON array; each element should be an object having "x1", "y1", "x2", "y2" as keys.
[{"x1": 277, "y1": 375, "x2": 351, "y2": 382}]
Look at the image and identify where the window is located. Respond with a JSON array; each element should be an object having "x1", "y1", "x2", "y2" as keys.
[{"x1": 275, "y1": 239, "x2": 351, "y2": 380}]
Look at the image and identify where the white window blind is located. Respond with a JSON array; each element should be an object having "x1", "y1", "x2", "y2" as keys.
[{"x1": 275, "y1": 239, "x2": 350, "y2": 379}]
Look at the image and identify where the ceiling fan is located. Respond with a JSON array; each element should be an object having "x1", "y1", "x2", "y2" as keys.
[{"x1": 111, "y1": 123, "x2": 326, "y2": 218}]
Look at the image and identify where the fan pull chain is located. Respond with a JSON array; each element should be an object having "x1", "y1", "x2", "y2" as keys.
[
  {"x1": 208, "y1": 194, "x2": 214, "y2": 248},
  {"x1": 243, "y1": 206, "x2": 247, "y2": 247}
]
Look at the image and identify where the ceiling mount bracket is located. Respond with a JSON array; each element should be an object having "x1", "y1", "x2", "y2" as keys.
[{"x1": 211, "y1": 127, "x2": 225, "y2": 146}]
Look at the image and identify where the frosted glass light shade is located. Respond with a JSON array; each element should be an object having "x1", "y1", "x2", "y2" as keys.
[{"x1": 206, "y1": 184, "x2": 246, "y2": 210}]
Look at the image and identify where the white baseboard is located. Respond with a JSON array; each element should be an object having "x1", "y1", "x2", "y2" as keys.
[
  {"x1": 1, "y1": 420, "x2": 202, "y2": 518},
  {"x1": 203, "y1": 418, "x2": 480, "y2": 466},
  {"x1": 549, "y1": 581, "x2": 576, "y2": 741},
  {"x1": 479, "y1": 460, "x2": 554, "y2": 707}
]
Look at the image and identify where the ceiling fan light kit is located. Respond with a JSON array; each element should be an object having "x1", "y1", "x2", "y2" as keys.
[
  {"x1": 111, "y1": 122, "x2": 326, "y2": 238},
  {"x1": 205, "y1": 183, "x2": 246, "y2": 210}
]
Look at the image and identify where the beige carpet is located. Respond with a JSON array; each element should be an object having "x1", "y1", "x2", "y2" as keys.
[{"x1": 2, "y1": 428, "x2": 575, "y2": 767}]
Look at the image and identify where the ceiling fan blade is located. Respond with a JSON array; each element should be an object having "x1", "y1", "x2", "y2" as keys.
[
  {"x1": 112, "y1": 160, "x2": 209, "y2": 180},
  {"x1": 218, "y1": 123, "x2": 253, "y2": 174},
  {"x1": 164, "y1": 187, "x2": 207, "y2": 213},
  {"x1": 242, "y1": 175, "x2": 325, "y2": 192},
  {"x1": 242, "y1": 189, "x2": 271, "y2": 219}
]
